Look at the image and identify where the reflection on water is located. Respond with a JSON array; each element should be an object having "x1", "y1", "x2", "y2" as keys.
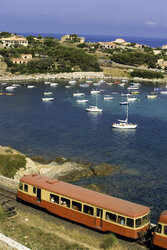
[{"x1": 86, "y1": 111, "x2": 102, "y2": 124}]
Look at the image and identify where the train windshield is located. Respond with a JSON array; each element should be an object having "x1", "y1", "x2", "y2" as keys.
[{"x1": 135, "y1": 213, "x2": 150, "y2": 228}]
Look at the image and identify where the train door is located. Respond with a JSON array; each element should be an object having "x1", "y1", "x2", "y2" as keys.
[
  {"x1": 95, "y1": 208, "x2": 103, "y2": 228},
  {"x1": 37, "y1": 188, "x2": 41, "y2": 203}
]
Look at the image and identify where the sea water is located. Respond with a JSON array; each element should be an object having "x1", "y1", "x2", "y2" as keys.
[{"x1": 0, "y1": 81, "x2": 166, "y2": 222}]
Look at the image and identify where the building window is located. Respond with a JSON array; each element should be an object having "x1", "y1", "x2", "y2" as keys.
[
  {"x1": 24, "y1": 184, "x2": 28, "y2": 192},
  {"x1": 106, "y1": 212, "x2": 116, "y2": 222},
  {"x1": 127, "y1": 218, "x2": 134, "y2": 228},
  {"x1": 50, "y1": 194, "x2": 59, "y2": 204},
  {"x1": 83, "y1": 205, "x2": 94, "y2": 215},
  {"x1": 72, "y1": 201, "x2": 82, "y2": 211}
]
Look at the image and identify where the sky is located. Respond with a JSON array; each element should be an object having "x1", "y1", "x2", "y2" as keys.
[{"x1": 1, "y1": 0, "x2": 167, "y2": 38}]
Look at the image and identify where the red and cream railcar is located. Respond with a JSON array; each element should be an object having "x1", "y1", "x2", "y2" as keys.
[
  {"x1": 17, "y1": 174, "x2": 150, "y2": 239},
  {"x1": 153, "y1": 210, "x2": 167, "y2": 249}
]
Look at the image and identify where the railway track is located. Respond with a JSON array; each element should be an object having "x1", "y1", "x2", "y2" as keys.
[
  {"x1": 0, "y1": 186, "x2": 17, "y2": 217},
  {"x1": 0, "y1": 187, "x2": 17, "y2": 201}
]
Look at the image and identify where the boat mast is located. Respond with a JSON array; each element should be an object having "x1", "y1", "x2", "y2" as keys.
[{"x1": 126, "y1": 103, "x2": 128, "y2": 124}]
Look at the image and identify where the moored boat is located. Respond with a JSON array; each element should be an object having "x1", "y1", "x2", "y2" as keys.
[
  {"x1": 41, "y1": 97, "x2": 54, "y2": 102},
  {"x1": 112, "y1": 104, "x2": 137, "y2": 129},
  {"x1": 86, "y1": 106, "x2": 102, "y2": 112}
]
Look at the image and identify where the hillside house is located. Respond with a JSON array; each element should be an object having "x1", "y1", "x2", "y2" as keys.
[
  {"x1": 98, "y1": 42, "x2": 117, "y2": 49},
  {"x1": 157, "y1": 58, "x2": 167, "y2": 69},
  {"x1": 12, "y1": 54, "x2": 32, "y2": 64},
  {"x1": 0, "y1": 35, "x2": 28, "y2": 47},
  {"x1": 61, "y1": 35, "x2": 85, "y2": 43}
]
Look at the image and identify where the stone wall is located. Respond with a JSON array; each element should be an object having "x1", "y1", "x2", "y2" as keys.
[{"x1": 0, "y1": 175, "x2": 19, "y2": 189}]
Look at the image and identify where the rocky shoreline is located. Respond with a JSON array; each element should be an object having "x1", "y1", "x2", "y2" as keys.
[
  {"x1": 0, "y1": 71, "x2": 107, "y2": 82},
  {"x1": 0, "y1": 146, "x2": 119, "y2": 184},
  {"x1": 0, "y1": 71, "x2": 166, "y2": 85}
]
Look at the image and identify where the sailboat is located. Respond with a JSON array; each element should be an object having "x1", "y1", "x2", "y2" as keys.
[
  {"x1": 86, "y1": 94, "x2": 102, "y2": 112},
  {"x1": 112, "y1": 104, "x2": 137, "y2": 129}
]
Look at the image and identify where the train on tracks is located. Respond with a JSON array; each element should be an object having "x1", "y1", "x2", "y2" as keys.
[{"x1": 17, "y1": 174, "x2": 167, "y2": 249}]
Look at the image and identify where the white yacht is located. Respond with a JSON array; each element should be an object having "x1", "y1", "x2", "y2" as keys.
[
  {"x1": 73, "y1": 92, "x2": 85, "y2": 97},
  {"x1": 86, "y1": 94, "x2": 102, "y2": 112},
  {"x1": 86, "y1": 106, "x2": 102, "y2": 112},
  {"x1": 112, "y1": 105, "x2": 137, "y2": 129}
]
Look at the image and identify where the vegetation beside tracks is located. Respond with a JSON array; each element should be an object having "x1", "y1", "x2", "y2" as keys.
[
  {"x1": 0, "y1": 154, "x2": 26, "y2": 178},
  {"x1": 0, "y1": 205, "x2": 123, "y2": 249}
]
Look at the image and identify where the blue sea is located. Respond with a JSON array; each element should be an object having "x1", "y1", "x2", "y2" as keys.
[
  {"x1": 0, "y1": 80, "x2": 167, "y2": 222},
  {"x1": 19, "y1": 32, "x2": 167, "y2": 48}
]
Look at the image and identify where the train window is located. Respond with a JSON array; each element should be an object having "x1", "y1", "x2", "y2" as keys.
[
  {"x1": 19, "y1": 182, "x2": 23, "y2": 190},
  {"x1": 164, "y1": 226, "x2": 167, "y2": 235},
  {"x1": 118, "y1": 216, "x2": 125, "y2": 225},
  {"x1": 106, "y1": 212, "x2": 116, "y2": 222},
  {"x1": 50, "y1": 194, "x2": 59, "y2": 204},
  {"x1": 83, "y1": 205, "x2": 94, "y2": 216},
  {"x1": 61, "y1": 197, "x2": 70, "y2": 208},
  {"x1": 142, "y1": 214, "x2": 149, "y2": 225},
  {"x1": 72, "y1": 201, "x2": 82, "y2": 211},
  {"x1": 127, "y1": 218, "x2": 134, "y2": 228},
  {"x1": 24, "y1": 184, "x2": 28, "y2": 192},
  {"x1": 33, "y1": 187, "x2": 36, "y2": 194},
  {"x1": 136, "y1": 218, "x2": 141, "y2": 228},
  {"x1": 156, "y1": 224, "x2": 162, "y2": 234}
]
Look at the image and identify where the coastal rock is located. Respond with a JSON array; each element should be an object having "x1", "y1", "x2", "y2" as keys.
[{"x1": 92, "y1": 163, "x2": 118, "y2": 176}]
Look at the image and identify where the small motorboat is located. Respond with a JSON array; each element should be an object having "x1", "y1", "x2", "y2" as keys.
[
  {"x1": 50, "y1": 83, "x2": 58, "y2": 87},
  {"x1": 120, "y1": 101, "x2": 129, "y2": 105},
  {"x1": 44, "y1": 81, "x2": 51, "y2": 85},
  {"x1": 41, "y1": 97, "x2": 54, "y2": 102},
  {"x1": 146, "y1": 94, "x2": 157, "y2": 99},
  {"x1": 5, "y1": 86, "x2": 16, "y2": 90},
  {"x1": 76, "y1": 99, "x2": 88, "y2": 103},
  {"x1": 90, "y1": 90, "x2": 100, "y2": 94},
  {"x1": 69, "y1": 80, "x2": 77, "y2": 85},
  {"x1": 86, "y1": 106, "x2": 102, "y2": 112},
  {"x1": 79, "y1": 83, "x2": 89, "y2": 88},
  {"x1": 127, "y1": 96, "x2": 137, "y2": 102},
  {"x1": 73, "y1": 92, "x2": 85, "y2": 97},
  {"x1": 44, "y1": 92, "x2": 53, "y2": 96},
  {"x1": 27, "y1": 85, "x2": 36, "y2": 88},
  {"x1": 104, "y1": 95, "x2": 114, "y2": 100}
]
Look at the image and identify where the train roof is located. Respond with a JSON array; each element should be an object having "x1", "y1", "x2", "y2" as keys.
[
  {"x1": 158, "y1": 210, "x2": 167, "y2": 224},
  {"x1": 20, "y1": 174, "x2": 150, "y2": 218}
]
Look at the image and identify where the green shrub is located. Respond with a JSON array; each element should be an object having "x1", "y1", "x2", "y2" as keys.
[
  {"x1": 131, "y1": 69, "x2": 164, "y2": 79},
  {"x1": 0, "y1": 205, "x2": 7, "y2": 222},
  {"x1": 100, "y1": 234, "x2": 117, "y2": 249},
  {"x1": 0, "y1": 154, "x2": 26, "y2": 178}
]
